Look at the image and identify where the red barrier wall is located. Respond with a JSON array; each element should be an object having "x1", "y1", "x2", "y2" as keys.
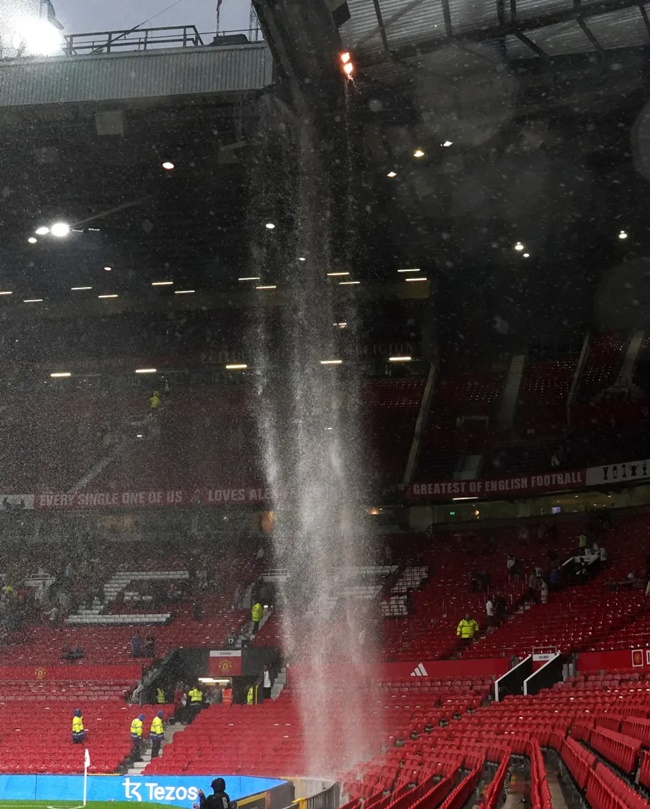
[
  {"x1": 0, "y1": 664, "x2": 142, "y2": 681},
  {"x1": 576, "y1": 649, "x2": 650, "y2": 672},
  {"x1": 288, "y1": 658, "x2": 509, "y2": 682}
]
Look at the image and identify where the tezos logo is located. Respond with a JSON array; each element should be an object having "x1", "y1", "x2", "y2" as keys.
[{"x1": 123, "y1": 778, "x2": 199, "y2": 804}]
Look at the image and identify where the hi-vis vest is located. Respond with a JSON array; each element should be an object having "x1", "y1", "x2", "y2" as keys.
[
  {"x1": 156, "y1": 688, "x2": 165, "y2": 703},
  {"x1": 457, "y1": 619, "x2": 478, "y2": 638},
  {"x1": 72, "y1": 716, "x2": 84, "y2": 734},
  {"x1": 150, "y1": 716, "x2": 164, "y2": 738},
  {"x1": 247, "y1": 686, "x2": 256, "y2": 705},
  {"x1": 188, "y1": 687, "x2": 203, "y2": 704},
  {"x1": 251, "y1": 602, "x2": 263, "y2": 622},
  {"x1": 130, "y1": 718, "x2": 143, "y2": 738}
]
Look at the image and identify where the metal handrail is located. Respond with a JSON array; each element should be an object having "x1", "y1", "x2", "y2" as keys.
[{"x1": 63, "y1": 26, "x2": 262, "y2": 56}]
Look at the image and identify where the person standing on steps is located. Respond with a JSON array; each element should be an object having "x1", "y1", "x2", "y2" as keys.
[
  {"x1": 187, "y1": 682, "x2": 204, "y2": 721},
  {"x1": 456, "y1": 614, "x2": 479, "y2": 648},
  {"x1": 130, "y1": 713, "x2": 145, "y2": 761},
  {"x1": 150, "y1": 710, "x2": 165, "y2": 758}
]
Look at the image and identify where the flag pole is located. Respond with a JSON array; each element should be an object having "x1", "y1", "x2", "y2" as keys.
[{"x1": 83, "y1": 748, "x2": 89, "y2": 807}]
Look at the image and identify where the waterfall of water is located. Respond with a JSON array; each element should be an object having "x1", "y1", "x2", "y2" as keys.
[{"x1": 250, "y1": 96, "x2": 381, "y2": 777}]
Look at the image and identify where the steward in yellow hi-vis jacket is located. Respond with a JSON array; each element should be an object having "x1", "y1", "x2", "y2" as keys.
[
  {"x1": 72, "y1": 708, "x2": 85, "y2": 744},
  {"x1": 130, "y1": 713, "x2": 144, "y2": 760},
  {"x1": 456, "y1": 614, "x2": 479, "y2": 644},
  {"x1": 150, "y1": 710, "x2": 165, "y2": 758}
]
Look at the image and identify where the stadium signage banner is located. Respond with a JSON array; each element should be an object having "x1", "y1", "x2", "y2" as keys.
[
  {"x1": 33, "y1": 487, "x2": 272, "y2": 509},
  {"x1": 586, "y1": 457, "x2": 650, "y2": 486},
  {"x1": 0, "y1": 774, "x2": 285, "y2": 806},
  {"x1": 406, "y1": 470, "x2": 585, "y2": 500},
  {"x1": 209, "y1": 649, "x2": 243, "y2": 676}
]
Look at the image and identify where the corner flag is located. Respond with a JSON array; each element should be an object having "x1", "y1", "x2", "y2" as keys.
[{"x1": 84, "y1": 749, "x2": 90, "y2": 768}]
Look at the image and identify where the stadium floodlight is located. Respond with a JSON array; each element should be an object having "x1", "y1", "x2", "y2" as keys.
[
  {"x1": 24, "y1": 299, "x2": 43, "y2": 303},
  {"x1": 225, "y1": 364, "x2": 248, "y2": 370},
  {"x1": 256, "y1": 285, "x2": 277, "y2": 290},
  {"x1": 514, "y1": 242, "x2": 524, "y2": 251},
  {"x1": 265, "y1": 223, "x2": 276, "y2": 230},
  {"x1": 104, "y1": 266, "x2": 112, "y2": 271},
  {"x1": 619, "y1": 230, "x2": 628, "y2": 240},
  {"x1": 12, "y1": 17, "x2": 63, "y2": 56},
  {"x1": 98, "y1": 294, "x2": 118, "y2": 299},
  {"x1": 162, "y1": 161, "x2": 175, "y2": 170},
  {"x1": 50, "y1": 222, "x2": 71, "y2": 238},
  {"x1": 27, "y1": 237, "x2": 37, "y2": 244},
  {"x1": 327, "y1": 272, "x2": 349, "y2": 277},
  {"x1": 0, "y1": 291, "x2": 12, "y2": 296},
  {"x1": 71, "y1": 287, "x2": 92, "y2": 291},
  {"x1": 50, "y1": 372, "x2": 71, "y2": 378},
  {"x1": 175, "y1": 289, "x2": 195, "y2": 294},
  {"x1": 387, "y1": 171, "x2": 397, "y2": 178},
  {"x1": 405, "y1": 277, "x2": 428, "y2": 282},
  {"x1": 398, "y1": 268, "x2": 420, "y2": 273},
  {"x1": 151, "y1": 281, "x2": 173, "y2": 286},
  {"x1": 239, "y1": 277, "x2": 261, "y2": 281},
  {"x1": 413, "y1": 148, "x2": 425, "y2": 158},
  {"x1": 320, "y1": 359, "x2": 343, "y2": 365},
  {"x1": 35, "y1": 226, "x2": 50, "y2": 236},
  {"x1": 339, "y1": 280, "x2": 360, "y2": 285},
  {"x1": 135, "y1": 368, "x2": 157, "y2": 374},
  {"x1": 389, "y1": 356, "x2": 412, "y2": 362}
]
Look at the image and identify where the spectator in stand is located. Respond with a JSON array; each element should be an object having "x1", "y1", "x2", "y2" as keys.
[
  {"x1": 540, "y1": 579, "x2": 549, "y2": 604},
  {"x1": 527, "y1": 571, "x2": 541, "y2": 602},
  {"x1": 456, "y1": 614, "x2": 479, "y2": 647},
  {"x1": 149, "y1": 391, "x2": 161, "y2": 412},
  {"x1": 494, "y1": 593, "x2": 507, "y2": 624},
  {"x1": 600, "y1": 545, "x2": 608, "y2": 566},
  {"x1": 578, "y1": 533, "x2": 588, "y2": 554},
  {"x1": 130, "y1": 713, "x2": 145, "y2": 761},
  {"x1": 150, "y1": 710, "x2": 165, "y2": 758},
  {"x1": 144, "y1": 634, "x2": 156, "y2": 657},
  {"x1": 485, "y1": 596, "x2": 495, "y2": 627},
  {"x1": 263, "y1": 664, "x2": 273, "y2": 700},
  {"x1": 131, "y1": 633, "x2": 142, "y2": 659},
  {"x1": 549, "y1": 565, "x2": 562, "y2": 591},
  {"x1": 173, "y1": 682, "x2": 186, "y2": 724},
  {"x1": 71, "y1": 709, "x2": 85, "y2": 744},
  {"x1": 251, "y1": 598, "x2": 263, "y2": 635},
  {"x1": 506, "y1": 555, "x2": 521, "y2": 580}
]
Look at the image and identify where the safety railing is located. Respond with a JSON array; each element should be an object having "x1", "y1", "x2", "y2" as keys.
[{"x1": 63, "y1": 26, "x2": 262, "y2": 56}]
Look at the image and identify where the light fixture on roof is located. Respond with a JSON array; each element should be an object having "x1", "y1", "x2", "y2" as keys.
[
  {"x1": 387, "y1": 171, "x2": 397, "y2": 178},
  {"x1": 523, "y1": 253, "x2": 530, "y2": 258},
  {"x1": 256, "y1": 285, "x2": 277, "y2": 290},
  {"x1": 389, "y1": 356, "x2": 412, "y2": 362},
  {"x1": 398, "y1": 268, "x2": 420, "y2": 273},
  {"x1": 339, "y1": 280, "x2": 360, "y2": 285},
  {"x1": 0, "y1": 291, "x2": 12, "y2": 296},
  {"x1": 327, "y1": 272, "x2": 349, "y2": 277},
  {"x1": 104, "y1": 266, "x2": 112, "y2": 271},
  {"x1": 619, "y1": 230, "x2": 628, "y2": 240},
  {"x1": 320, "y1": 359, "x2": 343, "y2": 365},
  {"x1": 405, "y1": 277, "x2": 428, "y2": 282},
  {"x1": 225, "y1": 364, "x2": 248, "y2": 370},
  {"x1": 136, "y1": 434, "x2": 144, "y2": 439},
  {"x1": 298, "y1": 257, "x2": 306, "y2": 262},
  {"x1": 27, "y1": 237, "x2": 37, "y2": 244},
  {"x1": 24, "y1": 299, "x2": 43, "y2": 303},
  {"x1": 514, "y1": 242, "x2": 524, "y2": 251},
  {"x1": 151, "y1": 281, "x2": 173, "y2": 286},
  {"x1": 162, "y1": 161, "x2": 175, "y2": 171},
  {"x1": 340, "y1": 51, "x2": 354, "y2": 78},
  {"x1": 98, "y1": 294, "x2": 118, "y2": 299},
  {"x1": 71, "y1": 286, "x2": 92, "y2": 291},
  {"x1": 175, "y1": 289, "x2": 195, "y2": 295},
  {"x1": 50, "y1": 222, "x2": 71, "y2": 238},
  {"x1": 50, "y1": 372, "x2": 71, "y2": 378},
  {"x1": 442, "y1": 141, "x2": 453, "y2": 148},
  {"x1": 239, "y1": 277, "x2": 261, "y2": 281},
  {"x1": 135, "y1": 368, "x2": 157, "y2": 374},
  {"x1": 265, "y1": 222, "x2": 276, "y2": 230},
  {"x1": 12, "y1": 17, "x2": 62, "y2": 57},
  {"x1": 35, "y1": 226, "x2": 49, "y2": 236},
  {"x1": 334, "y1": 322, "x2": 348, "y2": 329},
  {"x1": 413, "y1": 148, "x2": 425, "y2": 158}
]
